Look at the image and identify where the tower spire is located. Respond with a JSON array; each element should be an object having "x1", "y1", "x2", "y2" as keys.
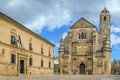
[
  {"x1": 101, "y1": 4, "x2": 110, "y2": 13},
  {"x1": 105, "y1": 3, "x2": 106, "y2": 9},
  {"x1": 104, "y1": 3, "x2": 107, "y2": 10}
]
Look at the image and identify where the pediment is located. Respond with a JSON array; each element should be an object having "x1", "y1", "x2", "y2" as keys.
[{"x1": 70, "y1": 18, "x2": 97, "y2": 29}]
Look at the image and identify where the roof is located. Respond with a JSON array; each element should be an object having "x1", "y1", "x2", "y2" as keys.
[
  {"x1": 0, "y1": 12, "x2": 55, "y2": 46},
  {"x1": 70, "y1": 17, "x2": 98, "y2": 32}
]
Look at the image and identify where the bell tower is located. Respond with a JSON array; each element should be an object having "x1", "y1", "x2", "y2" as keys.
[
  {"x1": 100, "y1": 6, "x2": 111, "y2": 40},
  {"x1": 99, "y1": 7, "x2": 111, "y2": 74}
]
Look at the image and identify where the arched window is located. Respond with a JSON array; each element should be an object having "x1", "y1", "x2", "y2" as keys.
[
  {"x1": 103, "y1": 16, "x2": 106, "y2": 22},
  {"x1": 79, "y1": 32, "x2": 86, "y2": 39}
]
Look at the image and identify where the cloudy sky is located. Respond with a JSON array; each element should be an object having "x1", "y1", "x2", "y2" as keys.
[{"x1": 0, "y1": 0, "x2": 120, "y2": 61}]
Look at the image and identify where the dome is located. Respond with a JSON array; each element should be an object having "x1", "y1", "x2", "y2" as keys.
[{"x1": 101, "y1": 7, "x2": 110, "y2": 13}]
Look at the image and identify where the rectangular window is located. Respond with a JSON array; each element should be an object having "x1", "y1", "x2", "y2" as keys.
[
  {"x1": 41, "y1": 48, "x2": 43, "y2": 54},
  {"x1": 41, "y1": 60, "x2": 43, "y2": 67},
  {"x1": 11, "y1": 36, "x2": 15, "y2": 45},
  {"x1": 11, "y1": 54, "x2": 16, "y2": 64},
  {"x1": 29, "y1": 58, "x2": 32, "y2": 66},
  {"x1": 29, "y1": 43, "x2": 33, "y2": 51},
  {"x1": 49, "y1": 50, "x2": 51, "y2": 56},
  {"x1": 49, "y1": 62, "x2": 51, "y2": 68},
  {"x1": 79, "y1": 34, "x2": 81, "y2": 39}
]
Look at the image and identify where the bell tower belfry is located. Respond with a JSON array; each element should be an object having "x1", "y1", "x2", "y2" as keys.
[{"x1": 100, "y1": 6, "x2": 111, "y2": 40}]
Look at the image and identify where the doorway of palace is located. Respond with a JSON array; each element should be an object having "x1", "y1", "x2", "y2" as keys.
[
  {"x1": 79, "y1": 63, "x2": 85, "y2": 74},
  {"x1": 20, "y1": 60, "x2": 25, "y2": 74}
]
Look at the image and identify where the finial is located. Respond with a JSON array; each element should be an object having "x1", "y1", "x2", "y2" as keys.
[
  {"x1": 104, "y1": 3, "x2": 107, "y2": 10},
  {"x1": 105, "y1": 3, "x2": 106, "y2": 8},
  {"x1": 101, "y1": 3, "x2": 110, "y2": 13}
]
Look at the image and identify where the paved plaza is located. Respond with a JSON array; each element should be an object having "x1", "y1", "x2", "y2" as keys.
[{"x1": 0, "y1": 75, "x2": 120, "y2": 80}]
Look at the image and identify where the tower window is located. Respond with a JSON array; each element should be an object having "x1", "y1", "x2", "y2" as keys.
[{"x1": 103, "y1": 16, "x2": 106, "y2": 22}]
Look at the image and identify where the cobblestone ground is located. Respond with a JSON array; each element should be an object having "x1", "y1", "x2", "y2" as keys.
[{"x1": 0, "y1": 75, "x2": 120, "y2": 80}]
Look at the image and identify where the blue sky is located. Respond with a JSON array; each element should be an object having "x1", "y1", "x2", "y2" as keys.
[{"x1": 0, "y1": 0, "x2": 120, "y2": 61}]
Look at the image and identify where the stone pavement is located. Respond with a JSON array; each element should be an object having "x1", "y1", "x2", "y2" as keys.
[{"x1": 0, "y1": 75, "x2": 120, "y2": 80}]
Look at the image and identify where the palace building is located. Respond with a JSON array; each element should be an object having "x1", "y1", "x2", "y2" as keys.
[
  {"x1": 0, "y1": 13, "x2": 54, "y2": 76},
  {"x1": 59, "y1": 7, "x2": 111, "y2": 75}
]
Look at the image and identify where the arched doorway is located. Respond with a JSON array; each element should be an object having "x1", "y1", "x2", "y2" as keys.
[{"x1": 79, "y1": 63, "x2": 85, "y2": 74}]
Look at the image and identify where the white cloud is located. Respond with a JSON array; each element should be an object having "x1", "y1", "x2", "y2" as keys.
[
  {"x1": 1, "y1": 0, "x2": 120, "y2": 34},
  {"x1": 7, "y1": 0, "x2": 22, "y2": 7},
  {"x1": 25, "y1": 15, "x2": 46, "y2": 33},
  {"x1": 108, "y1": 0, "x2": 120, "y2": 13},
  {"x1": 7, "y1": 0, "x2": 26, "y2": 10},
  {"x1": 62, "y1": 32, "x2": 68, "y2": 40},
  {"x1": 110, "y1": 24, "x2": 120, "y2": 46},
  {"x1": 24, "y1": 3, "x2": 71, "y2": 33},
  {"x1": 111, "y1": 24, "x2": 120, "y2": 33},
  {"x1": 111, "y1": 34, "x2": 120, "y2": 45}
]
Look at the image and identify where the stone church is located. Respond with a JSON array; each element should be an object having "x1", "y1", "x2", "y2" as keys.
[{"x1": 59, "y1": 7, "x2": 111, "y2": 75}]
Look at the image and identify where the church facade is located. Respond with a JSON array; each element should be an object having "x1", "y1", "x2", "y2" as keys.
[
  {"x1": 59, "y1": 8, "x2": 111, "y2": 75},
  {"x1": 0, "y1": 13, "x2": 54, "y2": 76}
]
